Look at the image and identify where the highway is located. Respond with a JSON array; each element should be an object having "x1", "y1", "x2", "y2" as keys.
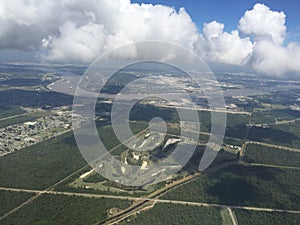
[
  {"x1": 148, "y1": 103, "x2": 251, "y2": 115},
  {"x1": 0, "y1": 187, "x2": 300, "y2": 215},
  {"x1": 248, "y1": 141, "x2": 300, "y2": 152}
]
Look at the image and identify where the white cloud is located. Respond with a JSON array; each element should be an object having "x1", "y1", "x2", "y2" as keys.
[
  {"x1": 196, "y1": 21, "x2": 253, "y2": 65},
  {"x1": 52, "y1": 2, "x2": 199, "y2": 62},
  {"x1": 238, "y1": 3, "x2": 300, "y2": 76},
  {"x1": 251, "y1": 40, "x2": 300, "y2": 76},
  {"x1": 0, "y1": 1, "x2": 299, "y2": 76},
  {"x1": 0, "y1": 0, "x2": 199, "y2": 63},
  {"x1": 239, "y1": 3, "x2": 286, "y2": 45},
  {"x1": 0, "y1": 0, "x2": 62, "y2": 50},
  {"x1": 44, "y1": 22, "x2": 107, "y2": 63}
]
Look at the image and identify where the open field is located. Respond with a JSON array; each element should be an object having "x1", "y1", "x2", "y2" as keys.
[
  {"x1": 0, "y1": 107, "x2": 25, "y2": 119},
  {"x1": 0, "y1": 110, "x2": 49, "y2": 128}
]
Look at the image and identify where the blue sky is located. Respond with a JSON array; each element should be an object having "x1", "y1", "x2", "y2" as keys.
[{"x1": 132, "y1": 0, "x2": 300, "y2": 42}]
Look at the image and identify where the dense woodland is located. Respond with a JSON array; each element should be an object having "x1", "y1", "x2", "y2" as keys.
[
  {"x1": 235, "y1": 209, "x2": 300, "y2": 225},
  {"x1": 0, "y1": 194, "x2": 130, "y2": 225},
  {"x1": 245, "y1": 143, "x2": 300, "y2": 167},
  {"x1": 120, "y1": 204, "x2": 222, "y2": 225},
  {"x1": 162, "y1": 165, "x2": 300, "y2": 210}
]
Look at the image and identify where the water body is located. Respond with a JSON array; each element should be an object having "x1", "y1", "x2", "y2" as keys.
[{"x1": 50, "y1": 75, "x2": 266, "y2": 99}]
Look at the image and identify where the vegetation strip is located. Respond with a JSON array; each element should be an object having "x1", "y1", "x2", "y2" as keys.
[{"x1": 0, "y1": 187, "x2": 299, "y2": 215}]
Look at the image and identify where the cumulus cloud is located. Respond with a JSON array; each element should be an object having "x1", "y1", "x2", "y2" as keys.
[
  {"x1": 196, "y1": 21, "x2": 253, "y2": 65},
  {"x1": 0, "y1": 0, "x2": 63, "y2": 50},
  {"x1": 238, "y1": 3, "x2": 300, "y2": 76},
  {"x1": 44, "y1": 22, "x2": 107, "y2": 62},
  {"x1": 0, "y1": 0, "x2": 199, "y2": 63},
  {"x1": 251, "y1": 41, "x2": 300, "y2": 76},
  {"x1": 0, "y1": 1, "x2": 299, "y2": 76},
  {"x1": 239, "y1": 3, "x2": 286, "y2": 45}
]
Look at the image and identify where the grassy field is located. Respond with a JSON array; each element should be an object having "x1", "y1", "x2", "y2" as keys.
[
  {"x1": 234, "y1": 209, "x2": 300, "y2": 225},
  {"x1": 0, "y1": 194, "x2": 131, "y2": 225},
  {"x1": 0, "y1": 107, "x2": 25, "y2": 119},
  {"x1": 0, "y1": 190, "x2": 34, "y2": 217},
  {"x1": 162, "y1": 164, "x2": 300, "y2": 210},
  {"x1": 0, "y1": 111, "x2": 49, "y2": 128},
  {"x1": 120, "y1": 203, "x2": 222, "y2": 225},
  {"x1": 245, "y1": 143, "x2": 300, "y2": 167}
]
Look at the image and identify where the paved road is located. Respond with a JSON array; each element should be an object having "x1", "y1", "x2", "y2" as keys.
[
  {"x1": 248, "y1": 141, "x2": 300, "y2": 153},
  {"x1": 275, "y1": 118, "x2": 300, "y2": 125},
  {"x1": 148, "y1": 103, "x2": 251, "y2": 115},
  {"x1": 1, "y1": 187, "x2": 300, "y2": 215},
  {"x1": 243, "y1": 162, "x2": 300, "y2": 170},
  {"x1": 109, "y1": 202, "x2": 156, "y2": 225},
  {"x1": 0, "y1": 189, "x2": 42, "y2": 221},
  {"x1": 0, "y1": 113, "x2": 29, "y2": 121},
  {"x1": 239, "y1": 142, "x2": 248, "y2": 163},
  {"x1": 228, "y1": 207, "x2": 238, "y2": 225},
  {"x1": 0, "y1": 108, "x2": 47, "y2": 122}
]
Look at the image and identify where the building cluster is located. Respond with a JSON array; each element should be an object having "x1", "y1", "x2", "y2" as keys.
[{"x1": 0, "y1": 107, "x2": 72, "y2": 156}]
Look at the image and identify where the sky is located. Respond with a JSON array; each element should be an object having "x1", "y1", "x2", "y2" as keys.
[
  {"x1": 0, "y1": 0, "x2": 299, "y2": 76},
  {"x1": 132, "y1": 0, "x2": 300, "y2": 41}
]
